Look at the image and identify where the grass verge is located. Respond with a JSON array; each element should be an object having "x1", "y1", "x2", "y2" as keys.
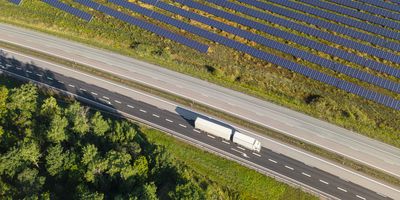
[{"x1": 1, "y1": 40, "x2": 399, "y2": 188}]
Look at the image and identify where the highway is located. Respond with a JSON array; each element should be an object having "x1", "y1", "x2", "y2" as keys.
[
  {"x1": 0, "y1": 49, "x2": 393, "y2": 200},
  {"x1": 0, "y1": 24, "x2": 399, "y2": 182}
]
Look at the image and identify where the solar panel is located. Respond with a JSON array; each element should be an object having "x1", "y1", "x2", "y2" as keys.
[
  {"x1": 8, "y1": 0, "x2": 22, "y2": 5},
  {"x1": 108, "y1": 0, "x2": 400, "y2": 110},
  {"x1": 42, "y1": 0, "x2": 92, "y2": 21},
  {"x1": 143, "y1": 0, "x2": 400, "y2": 93},
  {"x1": 182, "y1": 0, "x2": 400, "y2": 78},
  {"x1": 298, "y1": 0, "x2": 400, "y2": 30},
  {"x1": 328, "y1": 0, "x2": 400, "y2": 21},
  {"x1": 74, "y1": 0, "x2": 208, "y2": 52},
  {"x1": 355, "y1": 0, "x2": 400, "y2": 14},
  {"x1": 266, "y1": 0, "x2": 400, "y2": 41},
  {"x1": 234, "y1": 0, "x2": 400, "y2": 53}
]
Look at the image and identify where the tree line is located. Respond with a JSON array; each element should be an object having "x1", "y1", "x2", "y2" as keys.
[{"x1": 0, "y1": 83, "x2": 216, "y2": 199}]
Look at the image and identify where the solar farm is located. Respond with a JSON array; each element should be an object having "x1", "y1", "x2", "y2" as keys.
[{"x1": 5, "y1": 1, "x2": 400, "y2": 127}]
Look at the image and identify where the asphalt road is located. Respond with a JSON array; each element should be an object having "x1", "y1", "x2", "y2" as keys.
[
  {"x1": 0, "y1": 24, "x2": 399, "y2": 181},
  {"x1": 0, "y1": 51, "x2": 393, "y2": 200}
]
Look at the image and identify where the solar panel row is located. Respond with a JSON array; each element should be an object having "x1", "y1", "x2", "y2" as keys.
[
  {"x1": 142, "y1": 0, "x2": 400, "y2": 93},
  {"x1": 328, "y1": 0, "x2": 400, "y2": 21},
  {"x1": 298, "y1": 0, "x2": 400, "y2": 30},
  {"x1": 181, "y1": 0, "x2": 400, "y2": 78},
  {"x1": 8, "y1": 0, "x2": 22, "y2": 5},
  {"x1": 356, "y1": 0, "x2": 400, "y2": 13},
  {"x1": 212, "y1": 0, "x2": 400, "y2": 65},
  {"x1": 109, "y1": 0, "x2": 400, "y2": 109},
  {"x1": 236, "y1": 0, "x2": 400, "y2": 52},
  {"x1": 74, "y1": 0, "x2": 208, "y2": 52},
  {"x1": 42, "y1": 0, "x2": 92, "y2": 21},
  {"x1": 267, "y1": 0, "x2": 400, "y2": 40}
]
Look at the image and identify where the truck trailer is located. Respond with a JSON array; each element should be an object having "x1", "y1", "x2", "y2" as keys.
[{"x1": 194, "y1": 117, "x2": 261, "y2": 152}]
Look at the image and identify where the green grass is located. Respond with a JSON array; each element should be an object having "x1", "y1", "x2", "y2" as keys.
[{"x1": 142, "y1": 127, "x2": 318, "y2": 200}]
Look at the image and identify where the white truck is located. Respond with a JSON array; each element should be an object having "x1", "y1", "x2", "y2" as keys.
[{"x1": 194, "y1": 117, "x2": 261, "y2": 152}]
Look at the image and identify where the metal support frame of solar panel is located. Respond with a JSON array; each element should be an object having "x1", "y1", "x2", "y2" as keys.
[
  {"x1": 354, "y1": 0, "x2": 400, "y2": 14},
  {"x1": 327, "y1": 0, "x2": 400, "y2": 21},
  {"x1": 235, "y1": 0, "x2": 400, "y2": 52},
  {"x1": 142, "y1": 0, "x2": 400, "y2": 94},
  {"x1": 265, "y1": 0, "x2": 399, "y2": 41},
  {"x1": 74, "y1": 0, "x2": 208, "y2": 52},
  {"x1": 8, "y1": 0, "x2": 22, "y2": 5},
  {"x1": 181, "y1": 0, "x2": 400, "y2": 79},
  {"x1": 298, "y1": 0, "x2": 400, "y2": 31},
  {"x1": 211, "y1": 0, "x2": 400, "y2": 67},
  {"x1": 107, "y1": 0, "x2": 400, "y2": 110},
  {"x1": 42, "y1": 0, "x2": 92, "y2": 21}
]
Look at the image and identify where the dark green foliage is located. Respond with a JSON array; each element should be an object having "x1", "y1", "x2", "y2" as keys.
[{"x1": 0, "y1": 83, "x2": 228, "y2": 199}]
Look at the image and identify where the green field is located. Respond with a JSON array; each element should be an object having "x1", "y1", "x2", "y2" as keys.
[{"x1": 0, "y1": 74, "x2": 317, "y2": 199}]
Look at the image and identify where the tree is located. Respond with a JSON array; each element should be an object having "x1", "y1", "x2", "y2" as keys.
[
  {"x1": 90, "y1": 112, "x2": 109, "y2": 136},
  {"x1": 65, "y1": 102, "x2": 89, "y2": 135},
  {"x1": 108, "y1": 121, "x2": 136, "y2": 144},
  {"x1": 6, "y1": 83, "x2": 37, "y2": 129},
  {"x1": 0, "y1": 86, "x2": 8, "y2": 122},
  {"x1": 40, "y1": 97, "x2": 61, "y2": 118},
  {"x1": 16, "y1": 168, "x2": 45, "y2": 197},
  {"x1": 140, "y1": 182, "x2": 158, "y2": 200},
  {"x1": 45, "y1": 144, "x2": 68, "y2": 176},
  {"x1": 46, "y1": 115, "x2": 68, "y2": 143},
  {"x1": 81, "y1": 144, "x2": 107, "y2": 183},
  {"x1": 105, "y1": 150, "x2": 132, "y2": 178},
  {"x1": 133, "y1": 156, "x2": 148, "y2": 181},
  {"x1": 169, "y1": 182, "x2": 204, "y2": 200}
]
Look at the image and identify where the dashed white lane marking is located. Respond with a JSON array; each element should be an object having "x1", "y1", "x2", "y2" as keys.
[
  {"x1": 302, "y1": 172, "x2": 311, "y2": 177},
  {"x1": 231, "y1": 148, "x2": 249, "y2": 158},
  {"x1": 207, "y1": 135, "x2": 215, "y2": 139},
  {"x1": 26, "y1": 70, "x2": 32, "y2": 73},
  {"x1": 79, "y1": 88, "x2": 86, "y2": 91},
  {"x1": 68, "y1": 84, "x2": 75, "y2": 88},
  {"x1": 179, "y1": 124, "x2": 187, "y2": 128},
  {"x1": 114, "y1": 100, "x2": 121, "y2": 104},
  {"x1": 337, "y1": 187, "x2": 347, "y2": 192},
  {"x1": 127, "y1": 105, "x2": 134, "y2": 108},
  {"x1": 237, "y1": 146, "x2": 246, "y2": 151},
  {"x1": 268, "y1": 159, "x2": 277, "y2": 163},
  {"x1": 222, "y1": 140, "x2": 230, "y2": 144},
  {"x1": 356, "y1": 195, "x2": 366, "y2": 200},
  {"x1": 5, "y1": 64, "x2": 11, "y2": 67},
  {"x1": 57, "y1": 80, "x2": 64, "y2": 84},
  {"x1": 140, "y1": 109, "x2": 147, "y2": 113},
  {"x1": 252, "y1": 152, "x2": 261, "y2": 157},
  {"x1": 36, "y1": 73, "x2": 42, "y2": 77},
  {"x1": 166, "y1": 119, "x2": 173, "y2": 123},
  {"x1": 285, "y1": 165, "x2": 294, "y2": 170},
  {"x1": 16, "y1": 67, "x2": 22, "y2": 70},
  {"x1": 319, "y1": 179, "x2": 329, "y2": 185},
  {"x1": 152, "y1": 114, "x2": 160, "y2": 118},
  {"x1": 91, "y1": 92, "x2": 98, "y2": 96},
  {"x1": 99, "y1": 98, "x2": 112, "y2": 105},
  {"x1": 47, "y1": 77, "x2": 53, "y2": 80},
  {"x1": 193, "y1": 129, "x2": 201, "y2": 133},
  {"x1": 102, "y1": 96, "x2": 109, "y2": 100}
]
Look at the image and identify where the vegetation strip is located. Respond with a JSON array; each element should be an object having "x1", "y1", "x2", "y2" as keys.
[{"x1": 1, "y1": 40, "x2": 398, "y2": 187}]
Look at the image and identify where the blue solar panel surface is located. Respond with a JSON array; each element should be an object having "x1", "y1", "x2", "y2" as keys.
[
  {"x1": 142, "y1": 0, "x2": 400, "y2": 93},
  {"x1": 328, "y1": 0, "x2": 400, "y2": 21},
  {"x1": 353, "y1": 0, "x2": 400, "y2": 13},
  {"x1": 180, "y1": 0, "x2": 400, "y2": 78},
  {"x1": 235, "y1": 0, "x2": 400, "y2": 52},
  {"x1": 298, "y1": 0, "x2": 400, "y2": 30},
  {"x1": 213, "y1": 0, "x2": 400, "y2": 65},
  {"x1": 266, "y1": 0, "x2": 400, "y2": 40},
  {"x1": 108, "y1": 0, "x2": 400, "y2": 109},
  {"x1": 9, "y1": 0, "x2": 22, "y2": 5},
  {"x1": 43, "y1": 0, "x2": 92, "y2": 21},
  {"x1": 74, "y1": 0, "x2": 208, "y2": 52}
]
